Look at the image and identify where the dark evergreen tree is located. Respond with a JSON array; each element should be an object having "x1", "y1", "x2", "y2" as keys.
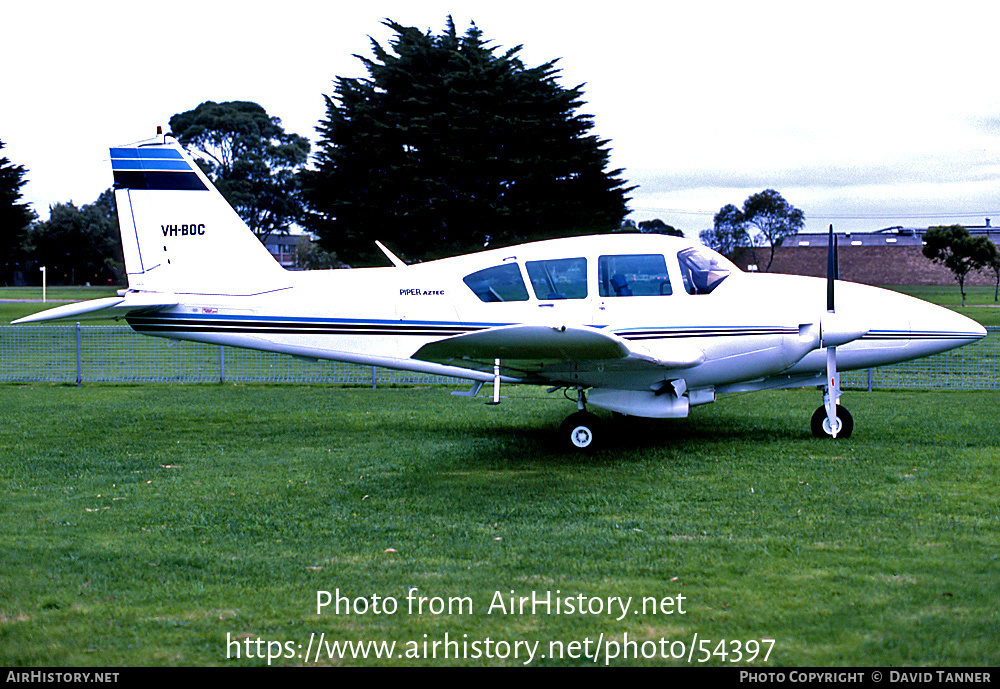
[
  {"x1": 169, "y1": 101, "x2": 310, "y2": 244},
  {"x1": 302, "y1": 17, "x2": 633, "y2": 265},
  {"x1": 25, "y1": 189, "x2": 123, "y2": 285},
  {"x1": 0, "y1": 139, "x2": 36, "y2": 283}
]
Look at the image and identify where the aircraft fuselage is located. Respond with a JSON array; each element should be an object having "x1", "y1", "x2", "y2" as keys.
[
  {"x1": 123, "y1": 234, "x2": 985, "y2": 401},
  {"x1": 15, "y1": 134, "x2": 988, "y2": 446}
]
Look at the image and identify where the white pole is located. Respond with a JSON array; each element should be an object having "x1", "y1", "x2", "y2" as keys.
[
  {"x1": 492, "y1": 358, "x2": 501, "y2": 404},
  {"x1": 40, "y1": 266, "x2": 47, "y2": 302}
]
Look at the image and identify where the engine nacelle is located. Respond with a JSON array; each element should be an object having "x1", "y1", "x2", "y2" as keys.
[{"x1": 587, "y1": 388, "x2": 691, "y2": 418}]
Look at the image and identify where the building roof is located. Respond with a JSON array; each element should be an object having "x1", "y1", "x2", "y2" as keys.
[{"x1": 787, "y1": 222, "x2": 1000, "y2": 248}]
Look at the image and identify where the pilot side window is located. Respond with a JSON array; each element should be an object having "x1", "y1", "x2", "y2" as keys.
[
  {"x1": 462, "y1": 263, "x2": 530, "y2": 302},
  {"x1": 525, "y1": 258, "x2": 588, "y2": 300},
  {"x1": 598, "y1": 254, "x2": 672, "y2": 297}
]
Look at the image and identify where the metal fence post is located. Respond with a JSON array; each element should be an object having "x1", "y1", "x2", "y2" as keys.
[
  {"x1": 219, "y1": 346, "x2": 226, "y2": 383},
  {"x1": 75, "y1": 322, "x2": 82, "y2": 386},
  {"x1": 867, "y1": 368, "x2": 873, "y2": 392},
  {"x1": 371, "y1": 366, "x2": 377, "y2": 389}
]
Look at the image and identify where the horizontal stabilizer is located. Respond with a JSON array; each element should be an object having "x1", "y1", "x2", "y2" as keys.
[
  {"x1": 12, "y1": 297, "x2": 125, "y2": 324},
  {"x1": 11, "y1": 294, "x2": 178, "y2": 324}
]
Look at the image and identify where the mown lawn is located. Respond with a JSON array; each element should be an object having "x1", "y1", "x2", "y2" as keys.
[{"x1": 1, "y1": 384, "x2": 997, "y2": 666}]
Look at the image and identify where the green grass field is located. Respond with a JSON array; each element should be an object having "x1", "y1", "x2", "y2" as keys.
[{"x1": 1, "y1": 384, "x2": 997, "y2": 666}]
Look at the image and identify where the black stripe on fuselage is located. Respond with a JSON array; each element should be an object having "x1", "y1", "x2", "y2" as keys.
[
  {"x1": 862, "y1": 330, "x2": 985, "y2": 341},
  {"x1": 128, "y1": 317, "x2": 811, "y2": 341},
  {"x1": 617, "y1": 326, "x2": 799, "y2": 341}
]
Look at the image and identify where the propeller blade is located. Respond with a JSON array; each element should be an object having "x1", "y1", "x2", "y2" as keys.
[
  {"x1": 826, "y1": 224, "x2": 837, "y2": 312},
  {"x1": 824, "y1": 224, "x2": 842, "y2": 437},
  {"x1": 834, "y1": 230, "x2": 839, "y2": 281}
]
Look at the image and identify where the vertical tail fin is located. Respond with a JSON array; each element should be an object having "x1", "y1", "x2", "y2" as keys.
[{"x1": 111, "y1": 132, "x2": 290, "y2": 296}]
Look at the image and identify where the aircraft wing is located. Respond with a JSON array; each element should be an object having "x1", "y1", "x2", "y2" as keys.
[{"x1": 411, "y1": 324, "x2": 704, "y2": 379}]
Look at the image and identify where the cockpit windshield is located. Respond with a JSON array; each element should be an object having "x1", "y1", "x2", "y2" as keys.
[{"x1": 678, "y1": 246, "x2": 735, "y2": 295}]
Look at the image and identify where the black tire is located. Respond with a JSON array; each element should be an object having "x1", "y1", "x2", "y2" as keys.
[
  {"x1": 560, "y1": 411, "x2": 602, "y2": 450},
  {"x1": 811, "y1": 404, "x2": 854, "y2": 439}
]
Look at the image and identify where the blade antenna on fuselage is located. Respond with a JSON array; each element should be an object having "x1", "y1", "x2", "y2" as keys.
[{"x1": 375, "y1": 240, "x2": 407, "y2": 268}]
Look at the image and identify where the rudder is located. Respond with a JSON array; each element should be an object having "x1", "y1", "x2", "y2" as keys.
[{"x1": 111, "y1": 132, "x2": 290, "y2": 296}]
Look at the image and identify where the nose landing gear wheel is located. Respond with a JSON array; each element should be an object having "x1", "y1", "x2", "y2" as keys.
[
  {"x1": 560, "y1": 411, "x2": 602, "y2": 450},
  {"x1": 811, "y1": 404, "x2": 853, "y2": 438}
]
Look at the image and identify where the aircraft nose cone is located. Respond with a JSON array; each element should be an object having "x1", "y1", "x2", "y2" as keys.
[
  {"x1": 833, "y1": 283, "x2": 987, "y2": 364},
  {"x1": 904, "y1": 294, "x2": 987, "y2": 355},
  {"x1": 913, "y1": 297, "x2": 986, "y2": 334}
]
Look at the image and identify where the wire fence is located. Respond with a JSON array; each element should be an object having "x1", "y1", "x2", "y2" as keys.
[
  {"x1": 0, "y1": 325, "x2": 463, "y2": 386},
  {"x1": 1, "y1": 324, "x2": 998, "y2": 390}
]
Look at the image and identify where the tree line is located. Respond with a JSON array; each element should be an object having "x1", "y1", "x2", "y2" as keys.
[
  {"x1": 0, "y1": 17, "x2": 815, "y2": 285},
  {"x1": 698, "y1": 191, "x2": 1000, "y2": 303},
  {"x1": 4, "y1": 16, "x2": 995, "y2": 298},
  {"x1": 1, "y1": 17, "x2": 637, "y2": 284}
]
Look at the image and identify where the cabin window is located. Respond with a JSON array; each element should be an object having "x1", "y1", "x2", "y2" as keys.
[
  {"x1": 525, "y1": 257, "x2": 588, "y2": 300},
  {"x1": 598, "y1": 254, "x2": 672, "y2": 297},
  {"x1": 678, "y1": 246, "x2": 732, "y2": 295},
  {"x1": 462, "y1": 263, "x2": 530, "y2": 302}
]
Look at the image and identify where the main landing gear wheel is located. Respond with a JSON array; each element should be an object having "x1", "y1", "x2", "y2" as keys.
[
  {"x1": 811, "y1": 404, "x2": 854, "y2": 439},
  {"x1": 560, "y1": 411, "x2": 602, "y2": 450}
]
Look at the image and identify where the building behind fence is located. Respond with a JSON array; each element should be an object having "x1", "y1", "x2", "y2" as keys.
[{"x1": 1, "y1": 325, "x2": 998, "y2": 390}]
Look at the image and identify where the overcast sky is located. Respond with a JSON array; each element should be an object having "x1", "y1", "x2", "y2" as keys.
[{"x1": 4, "y1": 0, "x2": 1000, "y2": 237}]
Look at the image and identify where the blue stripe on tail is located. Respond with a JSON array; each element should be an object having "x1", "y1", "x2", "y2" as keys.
[{"x1": 110, "y1": 146, "x2": 207, "y2": 190}]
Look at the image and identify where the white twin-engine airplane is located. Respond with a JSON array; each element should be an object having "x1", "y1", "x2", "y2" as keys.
[{"x1": 15, "y1": 132, "x2": 987, "y2": 449}]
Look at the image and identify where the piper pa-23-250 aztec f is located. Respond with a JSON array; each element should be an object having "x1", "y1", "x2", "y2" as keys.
[{"x1": 15, "y1": 131, "x2": 987, "y2": 449}]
